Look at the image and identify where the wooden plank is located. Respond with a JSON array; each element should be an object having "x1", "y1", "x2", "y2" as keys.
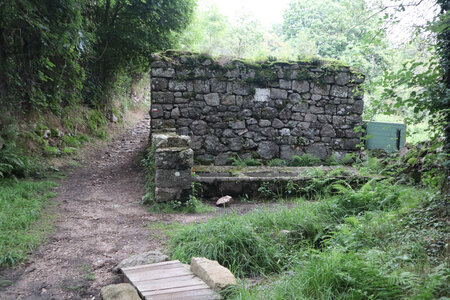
[
  {"x1": 142, "y1": 285, "x2": 213, "y2": 297},
  {"x1": 126, "y1": 267, "x2": 192, "y2": 282},
  {"x1": 146, "y1": 288, "x2": 220, "y2": 300},
  {"x1": 137, "y1": 277, "x2": 207, "y2": 292},
  {"x1": 121, "y1": 260, "x2": 181, "y2": 272},
  {"x1": 135, "y1": 274, "x2": 199, "y2": 286},
  {"x1": 123, "y1": 264, "x2": 189, "y2": 279}
]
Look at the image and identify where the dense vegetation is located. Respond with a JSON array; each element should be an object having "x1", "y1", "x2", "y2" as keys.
[
  {"x1": 0, "y1": 0, "x2": 196, "y2": 267},
  {"x1": 0, "y1": 0, "x2": 196, "y2": 179},
  {"x1": 170, "y1": 164, "x2": 449, "y2": 299},
  {"x1": 0, "y1": 0, "x2": 195, "y2": 112}
]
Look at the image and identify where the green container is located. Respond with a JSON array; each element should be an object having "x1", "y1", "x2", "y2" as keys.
[{"x1": 365, "y1": 121, "x2": 406, "y2": 152}]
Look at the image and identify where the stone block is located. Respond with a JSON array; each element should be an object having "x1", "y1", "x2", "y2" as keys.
[
  {"x1": 311, "y1": 83, "x2": 330, "y2": 96},
  {"x1": 205, "y1": 93, "x2": 220, "y2": 106},
  {"x1": 152, "y1": 92, "x2": 174, "y2": 104},
  {"x1": 221, "y1": 94, "x2": 236, "y2": 105},
  {"x1": 330, "y1": 85, "x2": 348, "y2": 98},
  {"x1": 228, "y1": 82, "x2": 250, "y2": 95},
  {"x1": 155, "y1": 187, "x2": 192, "y2": 202},
  {"x1": 152, "y1": 133, "x2": 190, "y2": 148},
  {"x1": 259, "y1": 119, "x2": 271, "y2": 127},
  {"x1": 292, "y1": 80, "x2": 310, "y2": 93},
  {"x1": 155, "y1": 148, "x2": 193, "y2": 170},
  {"x1": 194, "y1": 80, "x2": 210, "y2": 93},
  {"x1": 155, "y1": 169, "x2": 192, "y2": 189},
  {"x1": 190, "y1": 257, "x2": 237, "y2": 292},
  {"x1": 305, "y1": 143, "x2": 328, "y2": 159},
  {"x1": 272, "y1": 118, "x2": 284, "y2": 129},
  {"x1": 114, "y1": 251, "x2": 168, "y2": 273},
  {"x1": 257, "y1": 141, "x2": 279, "y2": 159},
  {"x1": 320, "y1": 124, "x2": 336, "y2": 137},
  {"x1": 100, "y1": 284, "x2": 140, "y2": 300},
  {"x1": 168, "y1": 80, "x2": 187, "y2": 91},
  {"x1": 151, "y1": 68, "x2": 175, "y2": 78},
  {"x1": 210, "y1": 78, "x2": 227, "y2": 93},
  {"x1": 150, "y1": 105, "x2": 164, "y2": 118},
  {"x1": 270, "y1": 88, "x2": 288, "y2": 99},
  {"x1": 151, "y1": 78, "x2": 168, "y2": 91},
  {"x1": 335, "y1": 72, "x2": 350, "y2": 85},
  {"x1": 279, "y1": 79, "x2": 292, "y2": 89},
  {"x1": 261, "y1": 107, "x2": 278, "y2": 119}
]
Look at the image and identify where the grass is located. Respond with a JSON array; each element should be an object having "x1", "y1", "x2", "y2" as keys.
[
  {"x1": 169, "y1": 179, "x2": 449, "y2": 299},
  {"x1": 0, "y1": 178, "x2": 57, "y2": 267}
]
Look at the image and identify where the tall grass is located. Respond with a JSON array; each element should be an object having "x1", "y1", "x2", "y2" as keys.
[
  {"x1": 170, "y1": 179, "x2": 449, "y2": 298},
  {"x1": 0, "y1": 179, "x2": 57, "y2": 267}
]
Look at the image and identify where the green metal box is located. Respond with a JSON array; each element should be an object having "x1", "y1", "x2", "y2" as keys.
[{"x1": 364, "y1": 121, "x2": 406, "y2": 152}]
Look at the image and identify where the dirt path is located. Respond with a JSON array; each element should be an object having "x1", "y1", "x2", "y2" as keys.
[
  {"x1": 0, "y1": 113, "x2": 202, "y2": 300},
  {"x1": 0, "y1": 112, "x2": 282, "y2": 300}
]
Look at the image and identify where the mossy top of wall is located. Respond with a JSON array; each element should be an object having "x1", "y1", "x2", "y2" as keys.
[{"x1": 150, "y1": 50, "x2": 365, "y2": 87}]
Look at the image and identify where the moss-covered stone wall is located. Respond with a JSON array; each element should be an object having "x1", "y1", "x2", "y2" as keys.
[{"x1": 150, "y1": 51, "x2": 365, "y2": 165}]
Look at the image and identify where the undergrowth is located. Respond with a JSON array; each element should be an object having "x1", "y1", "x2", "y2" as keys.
[
  {"x1": 0, "y1": 179, "x2": 57, "y2": 267},
  {"x1": 169, "y1": 179, "x2": 449, "y2": 299}
]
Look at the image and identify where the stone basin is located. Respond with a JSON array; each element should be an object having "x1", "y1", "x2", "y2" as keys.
[
  {"x1": 243, "y1": 171, "x2": 298, "y2": 177},
  {"x1": 193, "y1": 165, "x2": 366, "y2": 198}
]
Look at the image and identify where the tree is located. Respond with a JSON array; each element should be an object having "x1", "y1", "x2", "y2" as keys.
[
  {"x1": 0, "y1": 0, "x2": 86, "y2": 113},
  {"x1": 0, "y1": 0, "x2": 196, "y2": 112},
  {"x1": 282, "y1": 0, "x2": 391, "y2": 78},
  {"x1": 225, "y1": 13, "x2": 264, "y2": 58},
  {"x1": 179, "y1": 4, "x2": 229, "y2": 55},
  {"x1": 85, "y1": 0, "x2": 196, "y2": 107}
]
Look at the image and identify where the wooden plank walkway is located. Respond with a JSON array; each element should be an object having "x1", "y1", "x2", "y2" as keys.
[{"x1": 121, "y1": 260, "x2": 220, "y2": 300}]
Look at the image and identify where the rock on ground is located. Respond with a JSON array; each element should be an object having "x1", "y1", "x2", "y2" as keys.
[
  {"x1": 114, "y1": 251, "x2": 169, "y2": 273},
  {"x1": 216, "y1": 195, "x2": 233, "y2": 207},
  {"x1": 100, "y1": 283, "x2": 140, "y2": 300},
  {"x1": 190, "y1": 257, "x2": 237, "y2": 292}
]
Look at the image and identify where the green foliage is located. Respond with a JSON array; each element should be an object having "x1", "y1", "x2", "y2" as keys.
[
  {"x1": 230, "y1": 156, "x2": 262, "y2": 167},
  {"x1": 372, "y1": 53, "x2": 449, "y2": 137},
  {"x1": 141, "y1": 144, "x2": 156, "y2": 205},
  {"x1": 0, "y1": 179, "x2": 57, "y2": 267},
  {"x1": 0, "y1": 114, "x2": 40, "y2": 178},
  {"x1": 0, "y1": 0, "x2": 86, "y2": 113},
  {"x1": 87, "y1": 109, "x2": 108, "y2": 138},
  {"x1": 289, "y1": 154, "x2": 321, "y2": 167},
  {"x1": 282, "y1": 0, "x2": 390, "y2": 77},
  {"x1": 267, "y1": 158, "x2": 288, "y2": 167},
  {"x1": 1, "y1": 0, "x2": 195, "y2": 113},
  {"x1": 43, "y1": 144, "x2": 60, "y2": 157}
]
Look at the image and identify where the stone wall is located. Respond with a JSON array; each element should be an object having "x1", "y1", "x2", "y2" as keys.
[{"x1": 150, "y1": 51, "x2": 364, "y2": 165}]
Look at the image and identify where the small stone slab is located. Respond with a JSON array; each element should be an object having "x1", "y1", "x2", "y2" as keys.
[
  {"x1": 190, "y1": 257, "x2": 237, "y2": 292},
  {"x1": 114, "y1": 251, "x2": 169, "y2": 273},
  {"x1": 101, "y1": 283, "x2": 140, "y2": 300}
]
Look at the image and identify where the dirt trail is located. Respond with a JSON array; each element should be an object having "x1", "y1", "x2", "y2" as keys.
[
  {"x1": 0, "y1": 112, "x2": 278, "y2": 300},
  {"x1": 0, "y1": 113, "x2": 202, "y2": 300}
]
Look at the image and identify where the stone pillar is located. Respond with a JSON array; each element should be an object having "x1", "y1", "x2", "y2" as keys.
[{"x1": 152, "y1": 133, "x2": 193, "y2": 202}]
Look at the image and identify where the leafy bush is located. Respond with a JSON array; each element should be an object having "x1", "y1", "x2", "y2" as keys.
[
  {"x1": 230, "y1": 156, "x2": 262, "y2": 167},
  {"x1": 330, "y1": 179, "x2": 419, "y2": 216},
  {"x1": 267, "y1": 158, "x2": 287, "y2": 166},
  {"x1": 0, "y1": 114, "x2": 38, "y2": 178},
  {"x1": 289, "y1": 154, "x2": 321, "y2": 167}
]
